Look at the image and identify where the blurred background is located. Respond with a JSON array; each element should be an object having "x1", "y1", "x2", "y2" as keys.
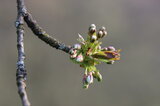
[{"x1": 0, "y1": 0, "x2": 160, "y2": 106}]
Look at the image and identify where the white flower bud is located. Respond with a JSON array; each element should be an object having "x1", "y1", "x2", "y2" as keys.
[
  {"x1": 89, "y1": 24, "x2": 96, "y2": 34},
  {"x1": 103, "y1": 31, "x2": 107, "y2": 36},
  {"x1": 70, "y1": 53, "x2": 77, "y2": 58},
  {"x1": 90, "y1": 24, "x2": 96, "y2": 28},
  {"x1": 73, "y1": 44, "x2": 81, "y2": 50},
  {"x1": 101, "y1": 26, "x2": 106, "y2": 31},
  {"x1": 91, "y1": 35, "x2": 97, "y2": 40},
  {"x1": 70, "y1": 49, "x2": 77, "y2": 58},
  {"x1": 76, "y1": 54, "x2": 84, "y2": 62},
  {"x1": 89, "y1": 27, "x2": 96, "y2": 33},
  {"x1": 86, "y1": 74, "x2": 93, "y2": 84},
  {"x1": 97, "y1": 30, "x2": 103, "y2": 38}
]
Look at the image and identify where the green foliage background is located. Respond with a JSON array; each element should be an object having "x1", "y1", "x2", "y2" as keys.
[{"x1": 0, "y1": 0, "x2": 160, "y2": 106}]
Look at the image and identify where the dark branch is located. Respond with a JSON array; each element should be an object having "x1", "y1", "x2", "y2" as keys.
[
  {"x1": 16, "y1": 0, "x2": 30, "y2": 106},
  {"x1": 24, "y1": 12, "x2": 71, "y2": 54},
  {"x1": 16, "y1": 0, "x2": 72, "y2": 105}
]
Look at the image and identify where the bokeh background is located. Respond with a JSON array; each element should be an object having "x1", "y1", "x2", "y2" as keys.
[{"x1": 0, "y1": 0, "x2": 160, "y2": 106}]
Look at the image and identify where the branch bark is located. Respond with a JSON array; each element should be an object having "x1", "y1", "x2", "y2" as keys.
[
  {"x1": 16, "y1": 0, "x2": 72, "y2": 106},
  {"x1": 16, "y1": 0, "x2": 30, "y2": 106},
  {"x1": 24, "y1": 12, "x2": 71, "y2": 54}
]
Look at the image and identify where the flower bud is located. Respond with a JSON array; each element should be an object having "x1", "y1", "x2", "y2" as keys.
[
  {"x1": 102, "y1": 31, "x2": 107, "y2": 37},
  {"x1": 89, "y1": 27, "x2": 96, "y2": 34},
  {"x1": 90, "y1": 35, "x2": 97, "y2": 42},
  {"x1": 83, "y1": 74, "x2": 89, "y2": 89},
  {"x1": 97, "y1": 72, "x2": 102, "y2": 82},
  {"x1": 108, "y1": 46, "x2": 116, "y2": 51},
  {"x1": 89, "y1": 24, "x2": 96, "y2": 34},
  {"x1": 97, "y1": 30, "x2": 103, "y2": 38},
  {"x1": 73, "y1": 44, "x2": 81, "y2": 50},
  {"x1": 92, "y1": 71, "x2": 102, "y2": 82},
  {"x1": 86, "y1": 76, "x2": 93, "y2": 84},
  {"x1": 70, "y1": 53, "x2": 77, "y2": 58},
  {"x1": 69, "y1": 49, "x2": 76, "y2": 55},
  {"x1": 70, "y1": 49, "x2": 77, "y2": 58},
  {"x1": 100, "y1": 26, "x2": 106, "y2": 31},
  {"x1": 86, "y1": 72, "x2": 93, "y2": 84},
  {"x1": 82, "y1": 72, "x2": 94, "y2": 89},
  {"x1": 90, "y1": 24, "x2": 96, "y2": 28},
  {"x1": 76, "y1": 54, "x2": 84, "y2": 62},
  {"x1": 92, "y1": 50, "x2": 119, "y2": 60}
]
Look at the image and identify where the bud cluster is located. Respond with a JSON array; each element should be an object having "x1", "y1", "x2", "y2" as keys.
[
  {"x1": 88, "y1": 24, "x2": 107, "y2": 42},
  {"x1": 70, "y1": 44, "x2": 84, "y2": 62},
  {"x1": 70, "y1": 24, "x2": 121, "y2": 89}
]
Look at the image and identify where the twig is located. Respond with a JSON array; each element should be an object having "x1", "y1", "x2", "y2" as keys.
[
  {"x1": 16, "y1": 0, "x2": 30, "y2": 106},
  {"x1": 15, "y1": 0, "x2": 72, "y2": 105},
  {"x1": 24, "y1": 12, "x2": 71, "y2": 54}
]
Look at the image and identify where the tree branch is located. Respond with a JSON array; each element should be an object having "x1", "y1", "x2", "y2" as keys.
[
  {"x1": 16, "y1": 0, "x2": 72, "y2": 105},
  {"x1": 24, "y1": 12, "x2": 71, "y2": 54},
  {"x1": 16, "y1": 0, "x2": 30, "y2": 106}
]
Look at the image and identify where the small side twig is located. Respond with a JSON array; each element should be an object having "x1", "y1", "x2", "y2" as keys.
[
  {"x1": 24, "y1": 12, "x2": 71, "y2": 54},
  {"x1": 16, "y1": 0, "x2": 30, "y2": 106}
]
